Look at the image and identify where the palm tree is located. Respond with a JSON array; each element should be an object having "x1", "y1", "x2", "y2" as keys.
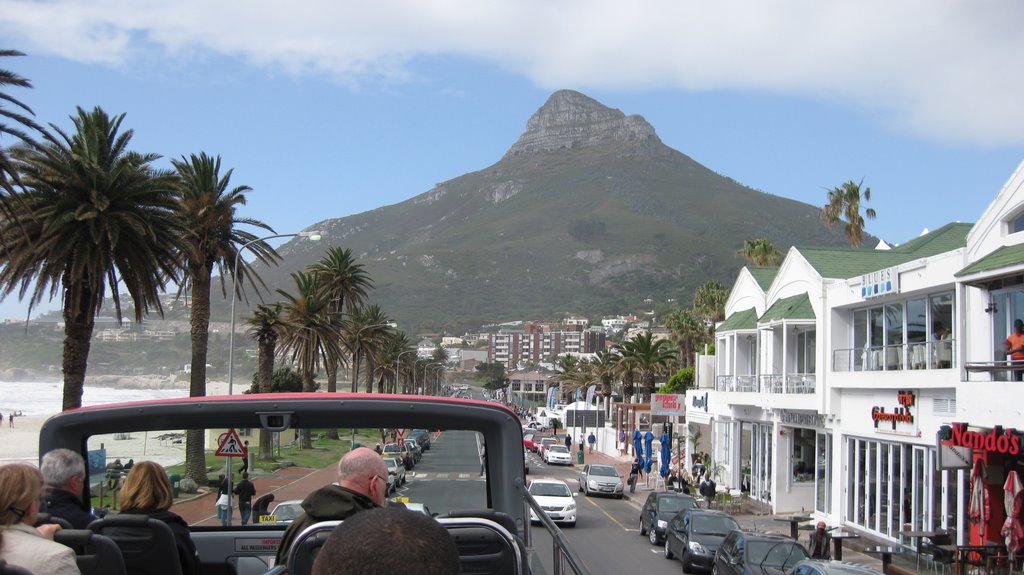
[
  {"x1": 307, "y1": 247, "x2": 372, "y2": 393},
  {"x1": 666, "y1": 307, "x2": 705, "y2": 368},
  {"x1": 277, "y1": 271, "x2": 344, "y2": 448},
  {"x1": 0, "y1": 50, "x2": 44, "y2": 207},
  {"x1": 736, "y1": 239, "x2": 783, "y2": 266},
  {"x1": 612, "y1": 344, "x2": 638, "y2": 403},
  {"x1": 620, "y1": 332, "x2": 676, "y2": 402},
  {"x1": 591, "y1": 348, "x2": 618, "y2": 419},
  {"x1": 820, "y1": 179, "x2": 877, "y2": 247},
  {"x1": 245, "y1": 302, "x2": 284, "y2": 460},
  {"x1": 343, "y1": 305, "x2": 392, "y2": 393},
  {"x1": 693, "y1": 280, "x2": 728, "y2": 324},
  {"x1": 0, "y1": 107, "x2": 181, "y2": 411},
  {"x1": 172, "y1": 151, "x2": 275, "y2": 484}
]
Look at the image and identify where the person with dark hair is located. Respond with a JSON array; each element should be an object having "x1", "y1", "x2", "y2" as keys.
[
  {"x1": 39, "y1": 448, "x2": 97, "y2": 529},
  {"x1": 274, "y1": 447, "x2": 388, "y2": 565},
  {"x1": 233, "y1": 472, "x2": 257, "y2": 525},
  {"x1": 311, "y1": 507, "x2": 461, "y2": 575},
  {"x1": 1007, "y1": 319, "x2": 1024, "y2": 381},
  {"x1": 119, "y1": 460, "x2": 199, "y2": 575}
]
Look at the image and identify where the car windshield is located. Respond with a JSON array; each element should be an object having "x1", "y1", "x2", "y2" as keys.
[
  {"x1": 693, "y1": 516, "x2": 739, "y2": 535},
  {"x1": 84, "y1": 424, "x2": 490, "y2": 529},
  {"x1": 530, "y1": 482, "x2": 571, "y2": 497},
  {"x1": 589, "y1": 466, "x2": 617, "y2": 477},
  {"x1": 271, "y1": 503, "x2": 302, "y2": 521},
  {"x1": 747, "y1": 541, "x2": 809, "y2": 569},
  {"x1": 658, "y1": 496, "x2": 693, "y2": 513},
  {"x1": 549, "y1": 446, "x2": 568, "y2": 453}
]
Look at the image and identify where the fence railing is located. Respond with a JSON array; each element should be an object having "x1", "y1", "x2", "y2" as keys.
[
  {"x1": 717, "y1": 374, "x2": 814, "y2": 394},
  {"x1": 832, "y1": 340, "x2": 955, "y2": 372}
]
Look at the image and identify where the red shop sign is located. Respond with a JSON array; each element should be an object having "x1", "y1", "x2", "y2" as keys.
[{"x1": 946, "y1": 423, "x2": 1021, "y2": 455}]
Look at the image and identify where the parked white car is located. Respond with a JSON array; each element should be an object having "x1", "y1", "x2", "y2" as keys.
[
  {"x1": 544, "y1": 444, "x2": 573, "y2": 465},
  {"x1": 527, "y1": 478, "x2": 577, "y2": 527}
]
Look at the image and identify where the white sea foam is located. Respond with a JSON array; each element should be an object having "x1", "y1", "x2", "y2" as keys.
[{"x1": 0, "y1": 380, "x2": 188, "y2": 417}]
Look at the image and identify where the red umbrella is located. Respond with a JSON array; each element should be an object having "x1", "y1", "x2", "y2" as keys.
[
  {"x1": 1003, "y1": 471, "x2": 1024, "y2": 559},
  {"x1": 969, "y1": 459, "x2": 989, "y2": 537}
]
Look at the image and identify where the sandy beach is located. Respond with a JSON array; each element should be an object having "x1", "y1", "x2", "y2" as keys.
[{"x1": 1, "y1": 379, "x2": 239, "y2": 466}]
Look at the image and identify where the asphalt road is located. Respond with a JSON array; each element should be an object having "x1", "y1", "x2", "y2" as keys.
[{"x1": 525, "y1": 448, "x2": 685, "y2": 575}]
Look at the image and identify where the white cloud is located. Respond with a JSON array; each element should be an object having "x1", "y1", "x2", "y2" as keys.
[{"x1": 1, "y1": 0, "x2": 1021, "y2": 145}]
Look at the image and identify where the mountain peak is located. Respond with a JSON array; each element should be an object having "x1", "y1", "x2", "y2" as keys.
[{"x1": 503, "y1": 90, "x2": 662, "y2": 159}]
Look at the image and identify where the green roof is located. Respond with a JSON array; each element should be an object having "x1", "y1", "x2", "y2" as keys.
[
  {"x1": 759, "y1": 293, "x2": 815, "y2": 323},
  {"x1": 955, "y1": 243, "x2": 1024, "y2": 277},
  {"x1": 747, "y1": 267, "x2": 779, "y2": 290},
  {"x1": 799, "y1": 222, "x2": 971, "y2": 279},
  {"x1": 718, "y1": 308, "x2": 758, "y2": 331}
]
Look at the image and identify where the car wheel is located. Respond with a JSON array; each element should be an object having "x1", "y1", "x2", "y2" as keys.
[
  {"x1": 617, "y1": 493, "x2": 623, "y2": 499},
  {"x1": 578, "y1": 481, "x2": 583, "y2": 493},
  {"x1": 665, "y1": 541, "x2": 675, "y2": 560},
  {"x1": 712, "y1": 563, "x2": 719, "y2": 575},
  {"x1": 681, "y1": 552, "x2": 691, "y2": 572},
  {"x1": 650, "y1": 529, "x2": 660, "y2": 546},
  {"x1": 639, "y1": 518, "x2": 647, "y2": 536}
]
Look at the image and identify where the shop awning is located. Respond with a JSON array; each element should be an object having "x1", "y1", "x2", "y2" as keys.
[
  {"x1": 955, "y1": 244, "x2": 1024, "y2": 286},
  {"x1": 717, "y1": 308, "x2": 758, "y2": 332},
  {"x1": 758, "y1": 293, "x2": 815, "y2": 324}
]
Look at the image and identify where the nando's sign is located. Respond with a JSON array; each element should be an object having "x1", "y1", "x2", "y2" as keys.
[{"x1": 945, "y1": 423, "x2": 1022, "y2": 455}]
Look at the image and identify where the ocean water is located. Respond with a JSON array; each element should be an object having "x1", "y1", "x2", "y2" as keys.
[{"x1": 0, "y1": 380, "x2": 188, "y2": 417}]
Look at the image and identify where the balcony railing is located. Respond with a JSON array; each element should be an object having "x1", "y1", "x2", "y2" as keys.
[
  {"x1": 832, "y1": 340, "x2": 955, "y2": 372},
  {"x1": 718, "y1": 374, "x2": 814, "y2": 393}
]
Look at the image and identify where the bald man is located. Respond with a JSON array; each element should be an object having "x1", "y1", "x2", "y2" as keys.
[{"x1": 275, "y1": 447, "x2": 389, "y2": 565}]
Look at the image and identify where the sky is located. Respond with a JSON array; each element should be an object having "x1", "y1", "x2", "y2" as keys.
[{"x1": 1, "y1": 0, "x2": 1023, "y2": 320}]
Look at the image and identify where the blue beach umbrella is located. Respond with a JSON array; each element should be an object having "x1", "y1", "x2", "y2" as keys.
[
  {"x1": 644, "y1": 431, "x2": 655, "y2": 474},
  {"x1": 660, "y1": 433, "x2": 671, "y2": 478},
  {"x1": 633, "y1": 430, "x2": 644, "y2": 468}
]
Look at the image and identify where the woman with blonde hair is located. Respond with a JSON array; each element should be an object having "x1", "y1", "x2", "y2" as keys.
[
  {"x1": 0, "y1": 463, "x2": 80, "y2": 574},
  {"x1": 118, "y1": 461, "x2": 198, "y2": 575}
]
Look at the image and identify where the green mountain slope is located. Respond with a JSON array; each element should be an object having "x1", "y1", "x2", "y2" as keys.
[{"x1": 256, "y1": 90, "x2": 856, "y2": 333}]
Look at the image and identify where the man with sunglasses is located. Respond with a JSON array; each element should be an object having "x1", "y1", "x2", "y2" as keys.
[{"x1": 275, "y1": 447, "x2": 389, "y2": 565}]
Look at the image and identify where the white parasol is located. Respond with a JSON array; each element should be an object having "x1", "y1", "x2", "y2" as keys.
[
  {"x1": 1003, "y1": 470, "x2": 1024, "y2": 559},
  {"x1": 969, "y1": 459, "x2": 989, "y2": 537}
]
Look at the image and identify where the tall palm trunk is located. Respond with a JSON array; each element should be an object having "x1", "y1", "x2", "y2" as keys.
[
  {"x1": 325, "y1": 360, "x2": 340, "y2": 439},
  {"x1": 622, "y1": 371, "x2": 636, "y2": 402},
  {"x1": 301, "y1": 370, "x2": 316, "y2": 449},
  {"x1": 350, "y1": 350, "x2": 361, "y2": 393},
  {"x1": 185, "y1": 268, "x2": 211, "y2": 485},
  {"x1": 258, "y1": 339, "x2": 275, "y2": 460},
  {"x1": 365, "y1": 356, "x2": 376, "y2": 393},
  {"x1": 61, "y1": 284, "x2": 96, "y2": 411}
]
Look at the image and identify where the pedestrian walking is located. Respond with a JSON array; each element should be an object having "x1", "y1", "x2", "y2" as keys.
[
  {"x1": 216, "y1": 474, "x2": 230, "y2": 526},
  {"x1": 587, "y1": 432, "x2": 596, "y2": 454},
  {"x1": 564, "y1": 434, "x2": 571, "y2": 449},
  {"x1": 8, "y1": 412, "x2": 13, "y2": 427},
  {"x1": 479, "y1": 444, "x2": 486, "y2": 477},
  {"x1": 233, "y1": 472, "x2": 257, "y2": 525},
  {"x1": 577, "y1": 433, "x2": 584, "y2": 454},
  {"x1": 618, "y1": 430, "x2": 627, "y2": 457},
  {"x1": 239, "y1": 440, "x2": 249, "y2": 474},
  {"x1": 629, "y1": 458, "x2": 641, "y2": 493}
]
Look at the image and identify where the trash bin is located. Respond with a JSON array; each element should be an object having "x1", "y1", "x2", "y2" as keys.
[
  {"x1": 168, "y1": 473, "x2": 180, "y2": 497},
  {"x1": 576, "y1": 449, "x2": 584, "y2": 464}
]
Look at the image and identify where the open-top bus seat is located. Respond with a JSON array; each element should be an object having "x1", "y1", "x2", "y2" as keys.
[
  {"x1": 286, "y1": 520, "x2": 343, "y2": 575},
  {"x1": 37, "y1": 512, "x2": 74, "y2": 530},
  {"x1": 54, "y1": 529, "x2": 127, "y2": 575},
  {"x1": 439, "y1": 516, "x2": 525, "y2": 575},
  {"x1": 284, "y1": 516, "x2": 525, "y2": 575},
  {"x1": 89, "y1": 514, "x2": 183, "y2": 575}
]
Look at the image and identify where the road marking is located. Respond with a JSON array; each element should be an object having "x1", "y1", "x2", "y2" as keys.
[{"x1": 583, "y1": 497, "x2": 629, "y2": 531}]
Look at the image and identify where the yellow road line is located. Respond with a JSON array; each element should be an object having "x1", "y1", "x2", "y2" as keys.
[{"x1": 584, "y1": 496, "x2": 629, "y2": 531}]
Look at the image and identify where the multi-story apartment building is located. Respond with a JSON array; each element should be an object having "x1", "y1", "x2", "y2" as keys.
[
  {"x1": 687, "y1": 160, "x2": 1024, "y2": 548},
  {"x1": 487, "y1": 328, "x2": 606, "y2": 370}
]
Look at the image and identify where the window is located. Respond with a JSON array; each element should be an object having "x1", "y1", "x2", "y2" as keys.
[
  {"x1": 850, "y1": 292, "x2": 954, "y2": 371},
  {"x1": 791, "y1": 428, "x2": 815, "y2": 483}
]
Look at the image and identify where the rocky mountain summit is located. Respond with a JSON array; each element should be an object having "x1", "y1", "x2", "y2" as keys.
[
  {"x1": 255, "y1": 90, "x2": 853, "y2": 334},
  {"x1": 504, "y1": 90, "x2": 661, "y2": 158}
]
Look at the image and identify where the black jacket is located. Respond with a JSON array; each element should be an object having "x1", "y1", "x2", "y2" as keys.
[
  {"x1": 120, "y1": 507, "x2": 199, "y2": 575},
  {"x1": 274, "y1": 484, "x2": 378, "y2": 565},
  {"x1": 41, "y1": 488, "x2": 97, "y2": 529},
  {"x1": 233, "y1": 479, "x2": 256, "y2": 505}
]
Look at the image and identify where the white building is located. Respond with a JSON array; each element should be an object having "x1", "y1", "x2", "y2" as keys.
[{"x1": 688, "y1": 160, "x2": 1024, "y2": 547}]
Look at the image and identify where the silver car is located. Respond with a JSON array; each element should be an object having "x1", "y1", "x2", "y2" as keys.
[{"x1": 578, "y1": 463, "x2": 624, "y2": 498}]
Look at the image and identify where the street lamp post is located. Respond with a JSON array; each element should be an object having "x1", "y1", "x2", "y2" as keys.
[
  {"x1": 427, "y1": 364, "x2": 445, "y2": 396},
  {"x1": 349, "y1": 322, "x2": 393, "y2": 447},
  {"x1": 395, "y1": 349, "x2": 416, "y2": 394},
  {"x1": 224, "y1": 230, "x2": 320, "y2": 526}
]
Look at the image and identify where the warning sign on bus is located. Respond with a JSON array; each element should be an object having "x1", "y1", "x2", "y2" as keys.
[{"x1": 216, "y1": 428, "x2": 246, "y2": 457}]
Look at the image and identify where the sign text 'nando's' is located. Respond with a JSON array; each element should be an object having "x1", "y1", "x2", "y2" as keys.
[{"x1": 946, "y1": 423, "x2": 1021, "y2": 455}]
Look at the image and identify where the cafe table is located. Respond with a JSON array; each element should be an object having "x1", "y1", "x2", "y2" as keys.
[
  {"x1": 773, "y1": 515, "x2": 813, "y2": 540},
  {"x1": 902, "y1": 530, "x2": 940, "y2": 568},
  {"x1": 864, "y1": 545, "x2": 904, "y2": 574},
  {"x1": 831, "y1": 531, "x2": 861, "y2": 562}
]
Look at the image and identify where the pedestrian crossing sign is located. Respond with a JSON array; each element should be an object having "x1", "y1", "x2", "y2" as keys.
[{"x1": 216, "y1": 428, "x2": 246, "y2": 457}]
